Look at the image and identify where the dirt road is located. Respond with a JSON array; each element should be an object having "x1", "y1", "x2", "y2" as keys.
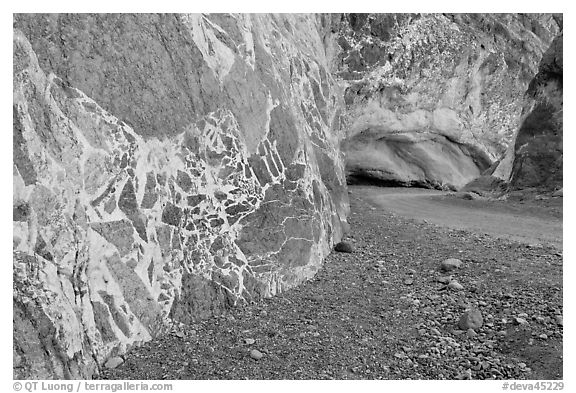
[{"x1": 352, "y1": 186, "x2": 563, "y2": 250}]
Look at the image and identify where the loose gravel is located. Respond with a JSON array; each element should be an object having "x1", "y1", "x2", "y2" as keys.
[{"x1": 100, "y1": 190, "x2": 562, "y2": 380}]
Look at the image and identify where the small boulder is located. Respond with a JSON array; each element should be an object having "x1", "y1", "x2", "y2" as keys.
[
  {"x1": 334, "y1": 241, "x2": 354, "y2": 253},
  {"x1": 441, "y1": 258, "x2": 462, "y2": 272},
  {"x1": 458, "y1": 309, "x2": 483, "y2": 330},
  {"x1": 514, "y1": 317, "x2": 529, "y2": 325}
]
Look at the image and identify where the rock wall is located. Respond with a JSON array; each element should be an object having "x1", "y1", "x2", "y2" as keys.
[
  {"x1": 336, "y1": 13, "x2": 561, "y2": 189},
  {"x1": 492, "y1": 32, "x2": 563, "y2": 190},
  {"x1": 13, "y1": 14, "x2": 348, "y2": 379}
]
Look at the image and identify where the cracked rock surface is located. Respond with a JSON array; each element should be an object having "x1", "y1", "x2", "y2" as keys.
[{"x1": 13, "y1": 14, "x2": 348, "y2": 379}]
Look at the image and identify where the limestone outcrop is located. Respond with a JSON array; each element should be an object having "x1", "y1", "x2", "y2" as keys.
[
  {"x1": 336, "y1": 13, "x2": 561, "y2": 189},
  {"x1": 13, "y1": 14, "x2": 348, "y2": 379},
  {"x1": 492, "y1": 32, "x2": 563, "y2": 190}
]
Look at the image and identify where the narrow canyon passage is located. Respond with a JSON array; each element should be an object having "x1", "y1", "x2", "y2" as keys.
[
  {"x1": 352, "y1": 186, "x2": 563, "y2": 249},
  {"x1": 101, "y1": 188, "x2": 563, "y2": 380}
]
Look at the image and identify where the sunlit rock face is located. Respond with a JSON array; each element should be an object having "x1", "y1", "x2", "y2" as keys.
[
  {"x1": 492, "y1": 33, "x2": 563, "y2": 190},
  {"x1": 336, "y1": 13, "x2": 561, "y2": 189},
  {"x1": 13, "y1": 14, "x2": 348, "y2": 379}
]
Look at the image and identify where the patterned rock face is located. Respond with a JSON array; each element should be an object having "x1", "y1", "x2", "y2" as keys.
[
  {"x1": 335, "y1": 13, "x2": 561, "y2": 189},
  {"x1": 13, "y1": 14, "x2": 348, "y2": 379},
  {"x1": 492, "y1": 32, "x2": 563, "y2": 190}
]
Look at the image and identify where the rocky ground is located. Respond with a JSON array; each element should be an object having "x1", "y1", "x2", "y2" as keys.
[{"x1": 100, "y1": 187, "x2": 563, "y2": 380}]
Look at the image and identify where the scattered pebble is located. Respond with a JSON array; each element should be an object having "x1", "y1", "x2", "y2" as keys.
[
  {"x1": 441, "y1": 258, "x2": 462, "y2": 272},
  {"x1": 437, "y1": 276, "x2": 452, "y2": 284},
  {"x1": 250, "y1": 349, "x2": 264, "y2": 360},
  {"x1": 459, "y1": 309, "x2": 484, "y2": 330},
  {"x1": 105, "y1": 357, "x2": 124, "y2": 369},
  {"x1": 448, "y1": 281, "x2": 464, "y2": 291}
]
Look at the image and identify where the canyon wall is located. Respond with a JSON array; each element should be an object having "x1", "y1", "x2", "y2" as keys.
[
  {"x1": 337, "y1": 13, "x2": 561, "y2": 189},
  {"x1": 492, "y1": 32, "x2": 563, "y2": 190},
  {"x1": 13, "y1": 14, "x2": 348, "y2": 379},
  {"x1": 13, "y1": 13, "x2": 563, "y2": 380}
]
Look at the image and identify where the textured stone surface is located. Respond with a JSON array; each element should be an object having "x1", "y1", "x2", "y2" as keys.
[
  {"x1": 13, "y1": 12, "x2": 563, "y2": 380},
  {"x1": 335, "y1": 14, "x2": 560, "y2": 189},
  {"x1": 441, "y1": 258, "x2": 463, "y2": 272},
  {"x1": 13, "y1": 14, "x2": 349, "y2": 379},
  {"x1": 458, "y1": 309, "x2": 484, "y2": 330},
  {"x1": 334, "y1": 241, "x2": 354, "y2": 253},
  {"x1": 492, "y1": 32, "x2": 563, "y2": 190}
]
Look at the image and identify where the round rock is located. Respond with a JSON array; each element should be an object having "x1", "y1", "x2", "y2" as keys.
[
  {"x1": 441, "y1": 258, "x2": 462, "y2": 272},
  {"x1": 334, "y1": 241, "x2": 354, "y2": 253},
  {"x1": 250, "y1": 349, "x2": 264, "y2": 360},
  {"x1": 458, "y1": 309, "x2": 483, "y2": 330}
]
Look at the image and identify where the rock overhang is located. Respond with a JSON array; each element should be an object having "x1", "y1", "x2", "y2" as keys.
[{"x1": 335, "y1": 13, "x2": 560, "y2": 189}]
